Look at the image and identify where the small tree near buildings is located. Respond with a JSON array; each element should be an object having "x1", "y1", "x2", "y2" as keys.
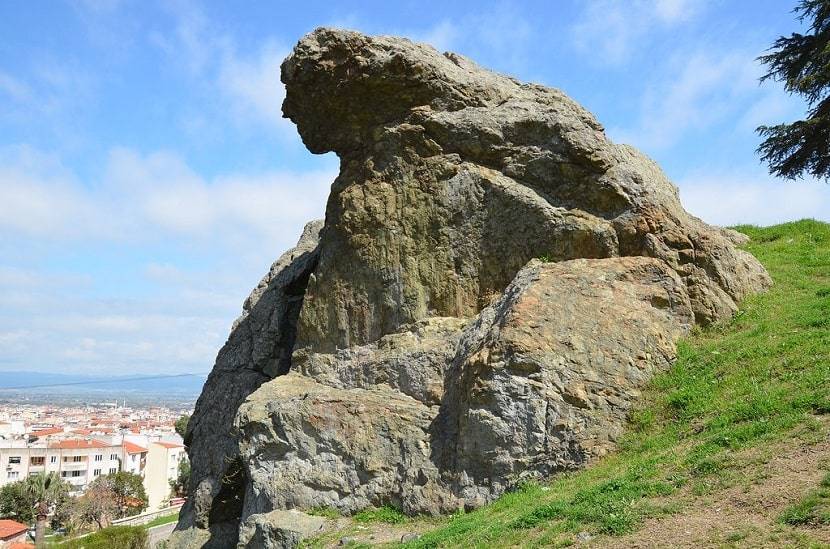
[
  {"x1": 174, "y1": 415, "x2": 190, "y2": 441},
  {"x1": 169, "y1": 458, "x2": 191, "y2": 498},
  {"x1": 74, "y1": 471, "x2": 149, "y2": 531}
]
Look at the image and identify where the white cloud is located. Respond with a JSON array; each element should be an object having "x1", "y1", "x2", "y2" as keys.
[
  {"x1": 611, "y1": 50, "x2": 761, "y2": 149},
  {"x1": 0, "y1": 61, "x2": 95, "y2": 126},
  {"x1": 0, "y1": 259, "x2": 262, "y2": 374},
  {"x1": 0, "y1": 71, "x2": 30, "y2": 102},
  {"x1": 0, "y1": 330, "x2": 29, "y2": 349},
  {"x1": 572, "y1": 0, "x2": 706, "y2": 65},
  {"x1": 338, "y1": 5, "x2": 535, "y2": 74},
  {"x1": 105, "y1": 148, "x2": 215, "y2": 235},
  {"x1": 678, "y1": 170, "x2": 830, "y2": 227},
  {"x1": 739, "y1": 90, "x2": 807, "y2": 133},
  {"x1": 148, "y1": 3, "x2": 297, "y2": 137},
  {"x1": 1, "y1": 7, "x2": 329, "y2": 376},
  {"x1": 144, "y1": 262, "x2": 185, "y2": 283},
  {"x1": 467, "y1": 6, "x2": 533, "y2": 72},
  {"x1": 217, "y1": 42, "x2": 292, "y2": 131},
  {"x1": 103, "y1": 147, "x2": 334, "y2": 245},
  {"x1": 410, "y1": 20, "x2": 458, "y2": 52},
  {"x1": 0, "y1": 143, "x2": 335, "y2": 374},
  {"x1": 0, "y1": 146, "x2": 100, "y2": 238},
  {"x1": 0, "y1": 297, "x2": 241, "y2": 374},
  {"x1": 150, "y1": 0, "x2": 215, "y2": 75},
  {"x1": 0, "y1": 12, "x2": 324, "y2": 374},
  {"x1": 654, "y1": 0, "x2": 698, "y2": 23},
  {"x1": 0, "y1": 144, "x2": 335, "y2": 247},
  {"x1": 0, "y1": 267, "x2": 42, "y2": 288}
]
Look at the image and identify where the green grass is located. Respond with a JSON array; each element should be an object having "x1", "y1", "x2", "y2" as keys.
[
  {"x1": 55, "y1": 525, "x2": 147, "y2": 549},
  {"x1": 353, "y1": 505, "x2": 409, "y2": 525},
  {"x1": 397, "y1": 220, "x2": 830, "y2": 548},
  {"x1": 308, "y1": 506, "x2": 342, "y2": 519},
  {"x1": 301, "y1": 506, "x2": 410, "y2": 548},
  {"x1": 144, "y1": 510, "x2": 180, "y2": 528},
  {"x1": 780, "y1": 472, "x2": 830, "y2": 526},
  {"x1": 45, "y1": 511, "x2": 179, "y2": 546}
]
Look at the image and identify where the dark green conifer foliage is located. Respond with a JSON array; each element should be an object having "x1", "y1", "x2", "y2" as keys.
[{"x1": 758, "y1": 0, "x2": 830, "y2": 179}]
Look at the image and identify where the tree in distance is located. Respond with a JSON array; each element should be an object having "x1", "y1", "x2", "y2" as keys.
[
  {"x1": 175, "y1": 414, "x2": 190, "y2": 441},
  {"x1": 758, "y1": 0, "x2": 830, "y2": 179}
]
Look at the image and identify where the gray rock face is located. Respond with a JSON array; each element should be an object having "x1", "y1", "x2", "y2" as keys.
[
  {"x1": 175, "y1": 28, "x2": 771, "y2": 547},
  {"x1": 237, "y1": 373, "x2": 452, "y2": 516},
  {"x1": 293, "y1": 316, "x2": 467, "y2": 406},
  {"x1": 237, "y1": 257, "x2": 694, "y2": 517},
  {"x1": 432, "y1": 258, "x2": 694, "y2": 504},
  {"x1": 237, "y1": 509, "x2": 326, "y2": 549}
]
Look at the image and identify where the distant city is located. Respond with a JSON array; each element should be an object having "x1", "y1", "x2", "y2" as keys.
[{"x1": 0, "y1": 398, "x2": 191, "y2": 511}]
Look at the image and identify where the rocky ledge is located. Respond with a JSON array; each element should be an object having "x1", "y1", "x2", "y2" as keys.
[{"x1": 170, "y1": 28, "x2": 770, "y2": 548}]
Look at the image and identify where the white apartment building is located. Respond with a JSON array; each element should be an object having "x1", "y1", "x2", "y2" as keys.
[
  {"x1": 1, "y1": 439, "x2": 122, "y2": 495},
  {"x1": 49, "y1": 439, "x2": 123, "y2": 495},
  {"x1": 1, "y1": 437, "x2": 185, "y2": 506},
  {"x1": 121, "y1": 440, "x2": 149, "y2": 477},
  {"x1": 0, "y1": 440, "x2": 28, "y2": 486},
  {"x1": 145, "y1": 441, "x2": 185, "y2": 510}
]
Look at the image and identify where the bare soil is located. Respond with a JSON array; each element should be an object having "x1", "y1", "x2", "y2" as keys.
[{"x1": 594, "y1": 431, "x2": 830, "y2": 548}]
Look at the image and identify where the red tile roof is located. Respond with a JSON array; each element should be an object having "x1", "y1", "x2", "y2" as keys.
[
  {"x1": 0, "y1": 519, "x2": 28, "y2": 540},
  {"x1": 29, "y1": 427, "x2": 63, "y2": 437},
  {"x1": 8, "y1": 543, "x2": 35, "y2": 549},
  {"x1": 48, "y1": 438, "x2": 110, "y2": 449},
  {"x1": 154, "y1": 441, "x2": 183, "y2": 449},
  {"x1": 123, "y1": 441, "x2": 148, "y2": 454}
]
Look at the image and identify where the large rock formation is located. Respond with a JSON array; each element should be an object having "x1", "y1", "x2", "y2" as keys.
[{"x1": 171, "y1": 28, "x2": 770, "y2": 548}]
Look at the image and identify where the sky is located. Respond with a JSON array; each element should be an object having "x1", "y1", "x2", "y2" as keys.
[{"x1": 1, "y1": 0, "x2": 827, "y2": 376}]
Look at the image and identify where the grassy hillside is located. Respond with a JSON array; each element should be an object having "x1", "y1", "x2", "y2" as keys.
[{"x1": 308, "y1": 220, "x2": 830, "y2": 548}]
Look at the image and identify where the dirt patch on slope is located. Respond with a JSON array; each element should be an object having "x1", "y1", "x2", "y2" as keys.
[{"x1": 595, "y1": 429, "x2": 830, "y2": 548}]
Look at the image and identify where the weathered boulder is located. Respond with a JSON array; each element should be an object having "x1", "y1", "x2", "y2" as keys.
[
  {"x1": 432, "y1": 257, "x2": 694, "y2": 505},
  {"x1": 236, "y1": 257, "x2": 693, "y2": 516},
  {"x1": 237, "y1": 509, "x2": 326, "y2": 548},
  {"x1": 174, "y1": 28, "x2": 771, "y2": 547},
  {"x1": 237, "y1": 373, "x2": 455, "y2": 517},
  {"x1": 283, "y1": 28, "x2": 769, "y2": 353}
]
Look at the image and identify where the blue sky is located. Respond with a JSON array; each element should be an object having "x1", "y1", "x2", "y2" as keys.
[{"x1": 1, "y1": 0, "x2": 828, "y2": 375}]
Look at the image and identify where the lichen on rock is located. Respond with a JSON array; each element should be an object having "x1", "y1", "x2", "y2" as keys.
[{"x1": 171, "y1": 28, "x2": 770, "y2": 548}]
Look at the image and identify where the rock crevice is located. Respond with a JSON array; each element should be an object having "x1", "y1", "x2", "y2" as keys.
[{"x1": 174, "y1": 220, "x2": 322, "y2": 548}]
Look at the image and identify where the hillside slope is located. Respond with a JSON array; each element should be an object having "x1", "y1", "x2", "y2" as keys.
[{"x1": 307, "y1": 220, "x2": 830, "y2": 548}]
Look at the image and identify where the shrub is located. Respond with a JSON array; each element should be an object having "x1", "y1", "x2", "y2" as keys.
[{"x1": 61, "y1": 525, "x2": 148, "y2": 549}]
